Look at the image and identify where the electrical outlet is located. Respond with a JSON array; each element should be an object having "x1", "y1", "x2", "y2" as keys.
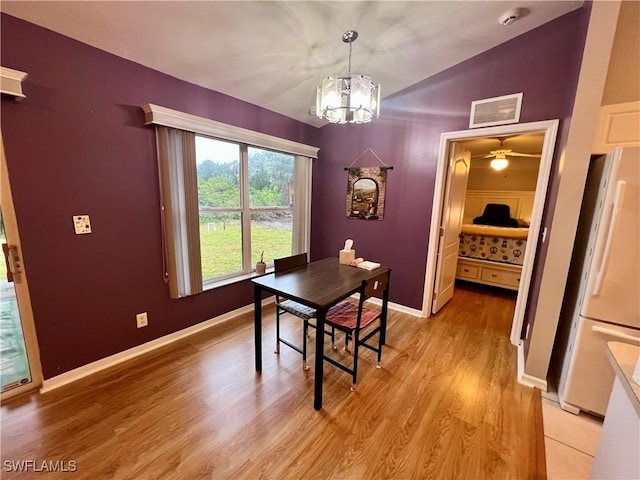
[{"x1": 136, "y1": 312, "x2": 148, "y2": 328}]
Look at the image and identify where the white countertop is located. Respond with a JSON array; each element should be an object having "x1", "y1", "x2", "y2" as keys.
[{"x1": 606, "y1": 342, "x2": 640, "y2": 417}]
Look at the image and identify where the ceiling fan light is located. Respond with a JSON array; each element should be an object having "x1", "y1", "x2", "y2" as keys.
[{"x1": 490, "y1": 158, "x2": 509, "y2": 171}]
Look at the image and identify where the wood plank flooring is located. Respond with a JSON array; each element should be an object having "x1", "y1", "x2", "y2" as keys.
[{"x1": 0, "y1": 284, "x2": 544, "y2": 479}]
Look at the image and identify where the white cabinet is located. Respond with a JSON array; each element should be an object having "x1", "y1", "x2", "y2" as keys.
[
  {"x1": 590, "y1": 343, "x2": 640, "y2": 480},
  {"x1": 456, "y1": 257, "x2": 521, "y2": 291}
]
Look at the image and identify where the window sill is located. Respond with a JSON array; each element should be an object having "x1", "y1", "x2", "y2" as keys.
[{"x1": 203, "y1": 268, "x2": 274, "y2": 291}]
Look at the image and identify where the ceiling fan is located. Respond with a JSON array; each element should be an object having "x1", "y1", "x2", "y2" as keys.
[{"x1": 475, "y1": 138, "x2": 542, "y2": 171}]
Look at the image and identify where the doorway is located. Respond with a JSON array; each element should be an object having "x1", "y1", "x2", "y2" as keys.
[
  {"x1": 423, "y1": 120, "x2": 559, "y2": 347},
  {"x1": 0, "y1": 131, "x2": 42, "y2": 400}
]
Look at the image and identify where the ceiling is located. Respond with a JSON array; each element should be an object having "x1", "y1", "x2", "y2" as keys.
[{"x1": 1, "y1": 1, "x2": 583, "y2": 127}]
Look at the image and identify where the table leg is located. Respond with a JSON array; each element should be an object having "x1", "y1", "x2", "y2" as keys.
[
  {"x1": 254, "y1": 283, "x2": 262, "y2": 372},
  {"x1": 381, "y1": 285, "x2": 390, "y2": 345},
  {"x1": 314, "y1": 306, "x2": 328, "y2": 410}
]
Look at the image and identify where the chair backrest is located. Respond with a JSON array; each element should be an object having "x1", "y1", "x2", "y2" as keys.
[
  {"x1": 360, "y1": 270, "x2": 390, "y2": 301},
  {"x1": 274, "y1": 253, "x2": 308, "y2": 273}
]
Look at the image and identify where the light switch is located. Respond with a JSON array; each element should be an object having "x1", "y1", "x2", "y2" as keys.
[{"x1": 73, "y1": 215, "x2": 92, "y2": 234}]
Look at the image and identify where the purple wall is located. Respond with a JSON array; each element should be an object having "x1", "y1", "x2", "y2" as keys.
[
  {"x1": 311, "y1": 8, "x2": 590, "y2": 312},
  {"x1": 0, "y1": 14, "x2": 317, "y2": 379}
]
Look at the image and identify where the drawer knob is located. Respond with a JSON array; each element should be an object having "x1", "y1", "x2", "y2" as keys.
[
  {"x1": 491, "y1": 274, "x2": 498, "y2": 278},
  {"x1": 464, "y1": 269, "x2": 469, "y2": 273}
]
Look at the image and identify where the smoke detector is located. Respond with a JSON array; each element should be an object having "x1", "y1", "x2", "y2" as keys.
[{"x1": 499, "y1": 8, "x2": 520, "y2": 26}]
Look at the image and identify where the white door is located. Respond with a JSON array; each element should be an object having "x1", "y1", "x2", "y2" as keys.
[
  {"x1": 1, "y1": 131, "x2": 42, "y2": 399},
  {"x1": 432, "y1": 143, "x2": 471, "y2": 313}
]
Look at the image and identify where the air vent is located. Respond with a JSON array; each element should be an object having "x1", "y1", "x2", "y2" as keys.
[{"x1": 469, "y1": 93, "x2": 523, "y2": 128}]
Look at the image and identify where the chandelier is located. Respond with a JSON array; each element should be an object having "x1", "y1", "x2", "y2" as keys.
[{"x1": 316, "y1": 30, "x2": 380, "y2": 124}]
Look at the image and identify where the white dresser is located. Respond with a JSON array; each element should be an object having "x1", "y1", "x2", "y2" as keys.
[{"x1": 456, "y1": 257, "x2": 521, "y2": 291}]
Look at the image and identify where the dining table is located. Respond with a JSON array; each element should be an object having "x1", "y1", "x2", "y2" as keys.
[{"x1": 252, "y1": 257, "x2": 390, "y2": 410}]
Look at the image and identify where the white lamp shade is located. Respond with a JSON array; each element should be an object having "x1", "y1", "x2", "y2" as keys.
[
  {"x1": 317, "y1": 75, "x2": 380, "y2": 124},
  {"x1": 490, "y1": 158, "x2": 509, "y2": 171}
]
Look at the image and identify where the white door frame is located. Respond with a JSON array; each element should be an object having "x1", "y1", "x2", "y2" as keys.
[
  {"x1": 422, "y1": 119, "x2": 559, "y2": 346},
  {"x1": 1, "y1": 130, "x2": 43, "y2": 400}
]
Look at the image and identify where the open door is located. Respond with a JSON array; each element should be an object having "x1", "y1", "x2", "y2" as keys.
[
  {"x1": 1, "y1": 130, "x2": 42, "y2": 400},
  {"x1": 432, "y1": 143, "x2": 470, "y2": 313}
]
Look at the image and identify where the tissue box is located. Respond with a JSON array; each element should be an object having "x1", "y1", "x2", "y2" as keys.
[{"x1": 339, "y1": 249, "x2": 356, "y2": 265}]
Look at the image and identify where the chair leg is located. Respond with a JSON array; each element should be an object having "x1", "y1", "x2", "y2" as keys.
[
  {"x1": 376, "y1": 332, "x2": 383, "y2": 369},
  {"x1": 344, "y1": 332, "x2": 352, "y2": 353},
  {"x1": 302, "y1": 320, "x2": 310, "y2": 371},
  {"x1": 274, "y1": 307, "x2": 281, "y2": 354},
  {"x1": 331, "y1": 326, "x2": 337, "y2": 351},
  {"x1": 350, "y1": 331, "x2": 360, "y2": 392}
]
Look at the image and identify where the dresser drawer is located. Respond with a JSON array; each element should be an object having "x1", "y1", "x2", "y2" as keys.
[
  {"x1": 481, "y1": 267, "x2": 521, "y2": 288},
  {"x1": 457, "y1": 263, "x2": 479, "y2": 280}
]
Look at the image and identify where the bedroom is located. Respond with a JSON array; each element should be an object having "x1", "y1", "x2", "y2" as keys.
[{"x1": 440, "y1": 133, "x2": 544, "y2": 331}]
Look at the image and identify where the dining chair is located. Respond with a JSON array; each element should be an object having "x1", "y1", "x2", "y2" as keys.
[
  {"x1": 273, "y1": 253, "x2": 335, "y2": 370},
  {"x1": 323, "y1": 270, "x2": 390, "y2": 391}
]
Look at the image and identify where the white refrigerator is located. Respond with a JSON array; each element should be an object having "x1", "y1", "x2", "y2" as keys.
[{"x1": 557, "y1": 146, "x2": 640, "y2": 416}]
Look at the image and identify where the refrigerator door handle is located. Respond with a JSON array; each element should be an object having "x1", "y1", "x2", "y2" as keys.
[
  {"x1": 591, "y1": 325, "x2": 640, "y2": 345},
  {"x1": 592, "y1": 180, "x2": 626, "y2": 296}
]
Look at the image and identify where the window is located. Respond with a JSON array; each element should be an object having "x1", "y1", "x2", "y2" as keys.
[
  {"x1": 196, "y1": 138, "x2": 296, "y2": 283},
  {"x1": 144, "y1": 104, "x2": 317, "y2": 298}
]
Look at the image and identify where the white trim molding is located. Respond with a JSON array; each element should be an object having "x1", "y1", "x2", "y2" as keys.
[
  {"x1": 360, "y1": 296, "x2": 425, "y2": 318},
  {"x1": 0, "y1": 66, "x2": 28, "y2": 99},
  {"x1": 517, "y1": 342, "x2": 548, "y2": 391},
  {"x1": 142, "y1": 104, "x2": 319, "y2": 158}
]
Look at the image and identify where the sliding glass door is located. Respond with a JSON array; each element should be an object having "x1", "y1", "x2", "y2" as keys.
[
  {"x1": 1, "y1": 131, "x2": 41, "y2": 400},
  {"x1": 1, "y1": 211, "x2": 32, "y2": 393}
]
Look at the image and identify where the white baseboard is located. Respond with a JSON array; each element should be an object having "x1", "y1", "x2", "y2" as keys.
[
  {"x1": 352, "y1": 295, "x2": 425, "y2": 318},
  {"x1": 557, "y1": 394, "x2": 581, "y2": 414},
  {"x1": 40, "y1": 298, "x2": 275, "y2": 394},
  {"x1": 40, "y1": 295, "x2": 422, "y2": 394},
  {"x1": 516, "y1": 342, "x2": 548, "y2": 391}
]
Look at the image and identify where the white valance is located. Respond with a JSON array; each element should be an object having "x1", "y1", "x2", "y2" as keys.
[
  {"x1": 0, "y1": 66, "x2": 28, "y2": 99},
  {"x1": 142, "y1": 104, "x2": 319, "y2": 159}
]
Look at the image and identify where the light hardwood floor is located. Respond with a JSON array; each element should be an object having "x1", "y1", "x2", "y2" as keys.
[{"x1": 1, "y1": 285, "x2": 544, "y2": 479}]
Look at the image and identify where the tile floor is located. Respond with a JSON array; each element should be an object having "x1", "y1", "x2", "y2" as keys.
[{"x1": 542, "y1": 393, "x2": 604, "y2": 480}]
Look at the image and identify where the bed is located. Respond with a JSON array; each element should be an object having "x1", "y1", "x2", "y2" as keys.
[
  {"x1": 456, "y1": 221, "x2": 529, "y2": 291},
  {"x1": 458, "y1": 224, "x2": 528, "y2": 266}
]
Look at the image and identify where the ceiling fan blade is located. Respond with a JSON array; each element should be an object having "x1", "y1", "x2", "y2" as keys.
[{"x1": 508, "y1": 152, "x2": 542, "y2": 158}]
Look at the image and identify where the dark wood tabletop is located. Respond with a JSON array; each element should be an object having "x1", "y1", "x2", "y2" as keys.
[{"x1": 252, "y1": 257, "x2": 388, "y2": 309}]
